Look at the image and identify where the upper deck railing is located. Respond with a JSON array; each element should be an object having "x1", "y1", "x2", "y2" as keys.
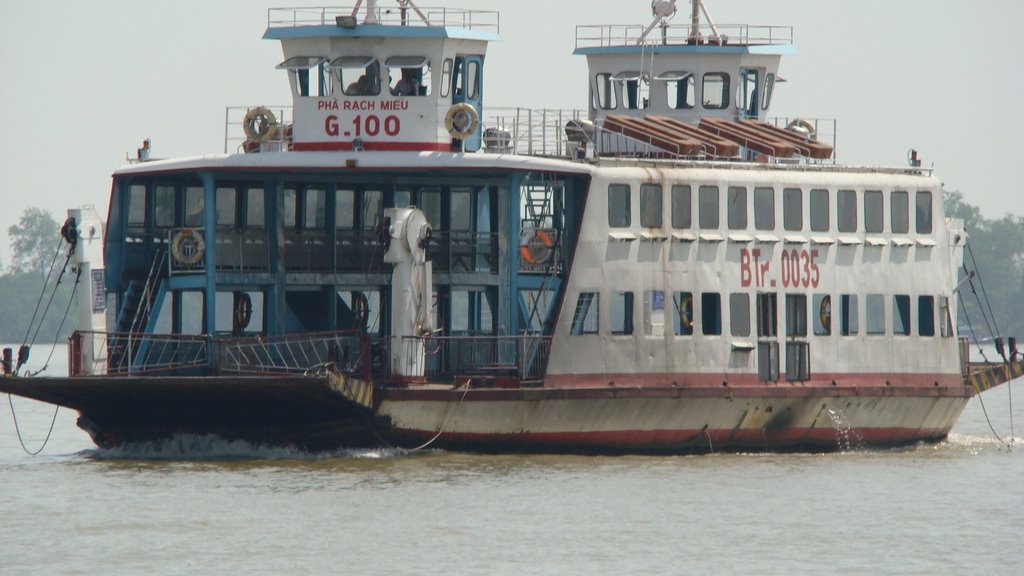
[
  {"x1": 575, "y1": 23, "x2": 793, "y2": 49},
  {"x1": 267, "y1": 6, "x2": 499, "y2": 32}
]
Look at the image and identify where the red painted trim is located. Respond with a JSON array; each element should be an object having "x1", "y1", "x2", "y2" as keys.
[
  {"x1": 388, "y1": 425, "x2": 954, "y2": 452},
  {"x1": 293, "y1": 141, "x2": 450, "y2": 152},
  {"x1": 542, "y1": 371, "x2": 963, "y2": 389}
]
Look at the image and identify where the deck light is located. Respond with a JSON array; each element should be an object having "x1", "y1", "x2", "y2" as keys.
[{"x1": 336, "y1": 15, "x2": 358, "y2": 28}]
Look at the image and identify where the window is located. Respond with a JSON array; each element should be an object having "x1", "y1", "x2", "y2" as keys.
[
  {"x1": 671, "y1": 185, "x2": 692, "y2": 228},
  {"x1": 738, "y1": 69, "x2": 758, "y2": 117},
  {"x1": 451, "y1": 188, "x2": 473, "y2": 231},
  {"x1": 154, "y1": 185, "x2": 175, "y2": 228},
  {"x1": 611, "y1": 292, "x2": 634, "y2": 335},
  {"x1": 595, "y1": 73, "x2": 617, "y2": 110},
  {"x1": 893, "y1": 295, "x2": 911, "y2": 336},
  {"x1": 673, "y1": 292, "x2": 694, "y2": 335},
  {"x1": 918, "y1": 295, "x2": 935, "y2": 337},
  {"x1": 783, "y1": 188, "x2": 802, "y2": 231},
  {"x1": 891, "y1": 191, "x2": 909, "y2": 234},
  {"x1": 278, "y1": 56, "x2": 327, "y2": 98},
  {"x1": 332, "y1": 57, "x2": 380, "y2": 96},
  {"x1": 724, "y1": 184, "x2": 749, "y2": 227},
  {"x1": 216, "y1": 187, "x2": 237, "y2": 228},
  {"x1": 762, "y1": 73, "x2": 775, "y2": 110},
  {"x1": 837, "y1": 189, "x2": 857, "y2": 233},
  {"x1": 450, "y1": 289, "x2": 493, "y2": 333},
  {"x1": 615, "y1": 72, "x2": 647, "y2": 110},
  {"x1": 419, "y1": 188, "x2": 442, "y2": 228},
  {"x1": 939, "y1": 296, "x2": 953, "y2": 337},
  {"x1": 216, "y1": 291, "x2": 264, "y2": 334},
  {"x1": 786, "y1": 342, "x2": 810, "y2": 381},
  {"x1": 608, "y1": 184, "x2": 631, "y2": 227},
  {"x1": 386, "y1": 56, "x2": 431, "y2": 96},
  {"x1": 440, "y1": 59, "x2": 453, "y2": 98},
  {"x1": 180, "y1": 290, "x2": 205, "y2": 334},
  {"x1": 840, "y1": 294, "x2": 858, "y2": 336},
  {"x1": 362, "y1": 190, "x2": 382, "y2": 230},
  {"x1": 864, "y1": 190, "x2": 883, "y2": 233},
  {"x1": 184, "y1": 186, "x2": 204, "y2": 228},
  {"x1": 866, "y1": 293, "x2": 885, "y2": 335},
  {"x1": 727, "y1": 186, "x2": 747, "y2": 230},
  {"x1": 702, "y1": 72, "x2": 729, "y2": 109},
  {"x1": 283, "y1": 188, "x2": 297, "y2": 229},
  {"x1": 758, "y1": 341, "x2": 780, "y2": 381},
  {"x1": 338, "y1": 290, "x2": 382, "y2": 335},
  {"x1": 813, "y1": 294, "x2": 831, "y2": 335},
  {"x1": 335, "y1": 189, "x2": 355, "y2": 229},
  {"x1": 640, "y1": 184, "x2": 663, "y2": 227},
  {"x1": 127, "y1": 184, "x2": 146, "y2": 227},
  {"x1": 810, "y1": 189, "x2": 829, "y2": 232},
  {"x1": 730, "y1": 293, "x2": 750, "y2": 337},
  {"x1": 246, "y1": 188, "x2": 265, "y2": 228},
  {"x1": 757, "y1": 293, "x2": 778, "y2": 337},
  {"x1": 786, "y1": 294, "x2": 807, "y2": 337},
  {"x1": 465, "y1": 60, "x2": 480, "y2": 100},
  {"x1": 304, "y1": 188, "x2": 325, "y2": 229},
  {"x1": 662, "y1": 72, "x2": 694, "y2": 110},
  {"x1": 571, "y1": 292, "x2": 599, "y2": 335},
  {"x1": 698, "y1": 185, "x2": 719, "y2": 229},
  {"x1": 754, "y1": 187, "x2": 774, "y2": 231},
  {"x1": 701, "y1": 292, "x2": 722, "y2": 335},
  {"x1": 916, "y1": 191, "x2": 933, "y2": 234}
]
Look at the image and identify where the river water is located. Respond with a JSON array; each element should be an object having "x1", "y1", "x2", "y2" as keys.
[{"x1": 1, "y1": 346, "x2": 1021, "y2": 575}]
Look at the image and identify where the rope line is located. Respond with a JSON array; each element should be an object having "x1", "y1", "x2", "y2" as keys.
[
  {"x1": 19, "y1": 234, "x2": 66, "y2": 348},
  {"x1": 6, "y1": 395, "x2": 60, "y2": 456}
]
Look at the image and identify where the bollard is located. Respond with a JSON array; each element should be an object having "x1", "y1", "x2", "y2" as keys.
[{"x1": 2, "y1": 348, "x2": 12, "y2": 376}]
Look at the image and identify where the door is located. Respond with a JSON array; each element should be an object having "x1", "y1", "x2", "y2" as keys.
[
  {"x1": 452, "y1": 55, "x2": 484, "y2": 151},
  {"x1": 739, "y1": 68, "x2": 760, "y2": 119}
]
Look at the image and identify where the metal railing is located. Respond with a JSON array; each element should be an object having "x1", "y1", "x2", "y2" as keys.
[
  {"x1": 575, "y1": 23, "x2": 793, "y2": 49},
  {"x1": 224, "y1": 105, "x2": 293, "y2": 154},
  {"x1": 218, "y1": 331, "x2": 376, "y2": 377},
  {"x1": 267, "y1": 6, "x2": 499, "y2": 32},
  {"x1": 415, "y1": 335, "x2": 552, "y2": 381},
  {"x1": 483, "y1": 107, "x2": 589, "y2": 157},
  {"x1": 70, "y1": 331, "x2": 209, "y2": 376}
]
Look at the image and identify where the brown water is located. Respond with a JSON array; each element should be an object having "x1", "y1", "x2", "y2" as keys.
[{"x1": 1, "y1": 348, "x2": 1021, "y2": 575}]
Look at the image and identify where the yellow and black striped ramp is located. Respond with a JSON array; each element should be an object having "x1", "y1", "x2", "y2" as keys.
[
  {"x1": 326, "y1": 373, "x2": 375, "y2": 409},
  {"x1": 968, "y1": 360, "x2": 1024, "y2": 395}
]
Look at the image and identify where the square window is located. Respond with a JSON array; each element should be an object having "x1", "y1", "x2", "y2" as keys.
[
  {"x1": 866, "y1": 293, "x2": 885, "y2": 335},
  {"x1": 786, "y1": 294, "x2": 807, "y2": 337},
  {"x1": 864, "y1": 190, "x2": 883, "y2": 233},
  {"x1": 783, "y1": 188, "x2": 802, "y2": 232},
  {"x1": 730, "y1": 293, "x2": 750, "y2": 337},
  {"x1": 611, "y1": 292, "x2": 634, "y2": 335},
  {"x1": 608, "y1": 184, "x2": 631, "y2": 228},
  {"x1": 810, "y1": 189, "x2": 829, "y2": 232},
  {"x1": 918, "y1": 295, "x2": 935, "y2": 337},
  {"x1": 893, "y1": 294, "x2": 911, "y2": 336},
  {"x1": 702, "y1": 73, "x2": 729, "y2": 110},
  {"x1": 701, "y1": 292, "x2": 722, "y2": 335},
  {"x1": 640, "y1": 184, "x2": 663, "y2": 228},
  {"x1": 754, "y1": 187, "x2": 775, "y2": 231},
  {"x1": 699, "y1": 185, "x2": 719, "y2": 229},
  {"x1": 571, "y1": 292, "x2": 599, "y2": 335},
  {"x1": 838, "y1": 190, "x2": 857, "y2": 233},
  {"x1": 813, "y1": 294, "x2": 831, "y2": 335},
  {"x1": 841, "y1": 294, "x2": 858, "y2": 336},
  {"x1": 671, "y1": 185, "x2": 692, "y2": 229},
  {"x1": 916, "y1": 191, "x2": 933, "y2": 234},
  {"x1": 728, "y1": 186, "x2": 747, "y2": 230},
  {"x1": 673, "y1": 292, "x2": 694, "y2": 335},
  {"x1": 891, "y1": 191, "x2": 909, "y2": 234}
]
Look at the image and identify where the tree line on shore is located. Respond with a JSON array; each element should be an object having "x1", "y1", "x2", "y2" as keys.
[{"x1": 1, "y1": 196, "x2": 1021, "y2": 345}]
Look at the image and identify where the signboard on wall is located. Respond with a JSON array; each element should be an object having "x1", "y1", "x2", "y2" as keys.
[{"x1": 91, "y1": 269, "x2": 105, "y2": 313}]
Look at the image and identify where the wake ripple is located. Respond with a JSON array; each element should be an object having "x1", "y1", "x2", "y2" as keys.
[{"x1": 82, "y1": 434, "x2": 423, "y2": 461}]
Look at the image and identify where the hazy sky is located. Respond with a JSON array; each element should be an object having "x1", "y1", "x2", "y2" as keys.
[{"x1": 1, "y1": 1, "x2": 1021, "y2": 266}]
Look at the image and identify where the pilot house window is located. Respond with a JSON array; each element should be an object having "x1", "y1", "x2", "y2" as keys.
[
  {"x1": 608, "y1": 184, "x2": 631, "y2": 227},
  {"x1": 640, "y1": 184, "x2": 662, "y2": 228},
  {"x1": 332, "y1": 57, "x2": 380, "y2": 96},
  {"x1": 386, "y1": 56, "x2": 431, "y2": 97},
  {"x1": 702, "y1": 73, "x2": 729, "y2": 110},
  {"x1": 662, "y1": 72, "x2": 695, "y2": 110},
  {"x1": 595, "y1": 73, "x2": 617, "y2": 110}
]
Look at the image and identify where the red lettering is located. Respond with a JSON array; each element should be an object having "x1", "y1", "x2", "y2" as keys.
[
  {"x1": 365, "y1": 115, "x2": 380, "y2": 136},
  {"x1": 781, "y1": 250, "x2": 790, "y2": 287},
  {"x1": 810, "y1": 249, "x2": 821, "y2": 288},
  {"x1": 801, "y1": 249, "x2": 811, "y2": 288},
  {"x1": 741, "y1": 249, "x2": 752, "y2": 287},
  {"x1": 325, "y1": 115, "x2": 339, "y2": 137},
  {"x1": 384, "y1": 115, "x2": 400, "y2": 136}
]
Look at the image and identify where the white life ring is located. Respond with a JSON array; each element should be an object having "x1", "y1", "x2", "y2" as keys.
[
  {"x1": 243, "y1": 106, "x2": 279, "y2": 143},
  {"x1": 445, "y1": 103, "x2": 479, "y2": 140},
  {"x1": 171, "y1": 229, "x2": 206, "y2": 266},
  {"x1": 519, "y1": 228, "x2": 556, "y2": 266}
]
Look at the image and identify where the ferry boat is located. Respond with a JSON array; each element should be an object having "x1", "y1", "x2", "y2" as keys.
[{"x1": 2, "y1": 1, "x2": 1020, "y2": 453}]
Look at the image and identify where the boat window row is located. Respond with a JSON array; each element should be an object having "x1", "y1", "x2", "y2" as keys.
[
  {"x1": 570, "y1": 290, "x2": 953, "y2": 339},
  {"x1": 593, "y1": 71, "x2": 774, "y2": 113},
  {"x1": 608, "y1": 183, "x2": 934, "y2": 235},
  {"x1": 279, "y1": 55, "x2": 481, "y2": 100}
]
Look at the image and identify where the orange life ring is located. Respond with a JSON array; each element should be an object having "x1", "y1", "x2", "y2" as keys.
[
  {"x1": 819, "y1": 295, "x2": 831, "y2": 332},
  {"x1": 678, "y1": 294, "x2": 693, "y2": 332},
  {"x1": 519, "y1": 229, "x2": 556, "y2": 265},
  {"x1": 234, "y1": 292, "x2": 253, "y2": 330}
]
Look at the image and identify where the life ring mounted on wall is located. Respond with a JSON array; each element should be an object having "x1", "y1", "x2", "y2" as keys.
[
  {"x1": 519, "y1": 228, "x2": 557, "y2": 266},
  {"x1": 170, "y1": 229, "x2": 206, "y2": 267},
  {"x1": 234, "y1": 292, "x2": 253, "y2": 331},
  {"x1": 678, "y1": 294, "x2": 693, "y2": 332},
  {"x1": 444, "y1": 103, "x2": 479, "y2": 140}
]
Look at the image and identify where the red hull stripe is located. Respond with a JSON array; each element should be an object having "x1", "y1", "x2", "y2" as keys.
[
  {"x1": 390, "y1": 426, "x2": 953, "y2": 451},
  {"x1": 293, "y1": 141, "x2": 450, "y2": 152}
]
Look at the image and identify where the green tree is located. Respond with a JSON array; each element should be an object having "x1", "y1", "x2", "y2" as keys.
[
  {"x1": 945, "y1": 191, "x2": 1024, "y2": 341},
  {"x1": 8, "y1": 207, "x2": 61, "y2": 278}
]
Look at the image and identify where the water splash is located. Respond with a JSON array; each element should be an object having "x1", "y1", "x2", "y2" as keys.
[
  {"x1": 82, "y1": 434, "x2": 422, "y2": 461},
  {"x1": 826, "y1": 407, "x2": 863, "y2": 451}
]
